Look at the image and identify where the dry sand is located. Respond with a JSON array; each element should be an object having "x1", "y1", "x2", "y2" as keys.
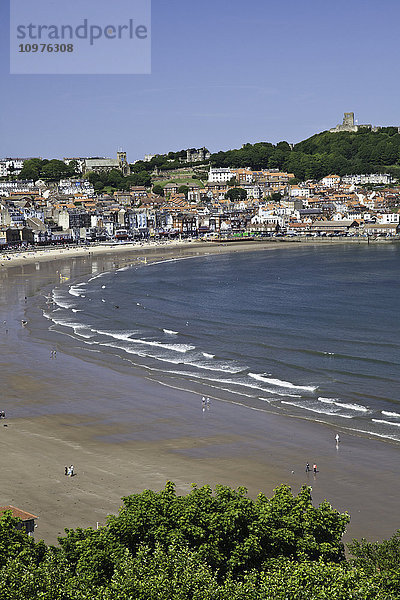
[{"x1": 0, "y1": 240, "x2": 399, "y2": 546}]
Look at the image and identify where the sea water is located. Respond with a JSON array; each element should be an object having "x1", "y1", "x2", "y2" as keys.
[{"x1": 44, "y1": 244, "x2": 400, "y2": 442}]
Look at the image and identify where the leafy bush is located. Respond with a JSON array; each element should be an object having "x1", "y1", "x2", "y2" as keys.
[{"x1": 0, "y1": 484, "x2": 399, "y2": 599}]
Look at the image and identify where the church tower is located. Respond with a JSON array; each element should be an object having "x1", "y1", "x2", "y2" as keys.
[{"x1": 117, "y1": 151, "x2": 129, "y2": 175}]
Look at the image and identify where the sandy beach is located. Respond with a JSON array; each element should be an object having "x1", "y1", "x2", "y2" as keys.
[{"x1": 0, "y1": 240, "x2": 399, "y2": 546}]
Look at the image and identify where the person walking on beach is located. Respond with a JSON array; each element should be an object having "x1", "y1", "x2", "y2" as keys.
[
  {"x1": 335, "y1": 433, "x2": 340, "y2": 444},
  {"x1": 305, "y1": 463, "x2": 310, "y2": 473},
  {"x1": 70, "y1": 465, "x2": 74, "y2": 477},
  {"x1": 64, "y1": 466, "x2": 68, "y2": 476},
  {"x1": 313, "y1": 464, "x2": 317, "y2": 474}
]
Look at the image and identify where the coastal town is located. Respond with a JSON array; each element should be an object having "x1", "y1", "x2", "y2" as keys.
[
  {"x1": 1, "y1": 143, "x2": 400, "y2": 250},
  {"x1": 3, "y1": 0, "x2": 400, "y2": 592}
]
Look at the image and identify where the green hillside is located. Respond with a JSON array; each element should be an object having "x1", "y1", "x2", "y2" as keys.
[
  {"x1": 210, "y1": 128, "x2": 400, "y2": 181},
  {"x1": 10, "y1": 130, "x2": 400, "y2": 189}
]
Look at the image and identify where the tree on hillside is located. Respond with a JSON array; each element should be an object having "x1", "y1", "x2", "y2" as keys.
[
  {"x1": 85, "y1": 169, "x2": 151, "y2": 193},
  {"x1": 67, "y1": 159, "x2": 80, "y2": 175},
  {"x1": 94, "y1": 181, "x2": 104, "y2": 193},
  {"x1": 130, "y1": 160, "x2": 149, "y2": 173},
  {"x1": 41, "y1": 160, "x2": 75, "y2": 181},
  {"x1": 276, "y1": 141, "x2": 292, "y2": 152},
  {"x1": 86, "y1": 171, "x2": 107, "y2": 186},
  {"x1": 152, "y1": 184, "x2": 164, "y2": 196},
  {"x1": 270, "y1": 192, "x2": 282, "y2": 202},
  {"x1": 18, "y1": 158, "x2": 76, "y2": 182},
  {"x1": 18, "y1": 165, "x2": 39, "y2": 181},
  {"x1": 127, "y1": 171, "x2": 151, "y2": 188},
  {"x1": 178, "y1": 185, "x2": 189, "y2": 197},
  {"x1": 18, "y1": 158, "x2": 43, "y2": 181},
  {"x1": 225, "y1": 188, "x2": 247, "y2": 202},
  {"x1": 106, "y1": 169, "x2": 124, "y2": 188},
  {"x1": 268, "y1": 149, "x2": 287, "y2": 169}
]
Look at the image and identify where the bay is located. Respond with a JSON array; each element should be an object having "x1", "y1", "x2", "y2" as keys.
[{"x1": 45, "y1": 244, "x2": 400, "y2": 443}]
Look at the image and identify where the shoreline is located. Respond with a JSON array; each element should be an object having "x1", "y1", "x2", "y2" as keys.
[
  {"x1": 1, "y1": 234, "x2": 397, "y2": 270},
  {"x1": 0, "y1": 239, "x2": 303, "y2": 273},
  {"x1": 1, "y1": 240, "x2": 399, "y2": 546}
]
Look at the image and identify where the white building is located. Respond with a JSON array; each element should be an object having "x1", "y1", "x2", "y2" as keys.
[
  {"x1": 208, "y1": 167, "x2": 232, "y2": 183},
  {"x1": 246, "y1": 185, "x2": 262, "y2": 199},
  {"x1": 251, "y1": 206, "x2": 285, "y2": 228},
  {"x1": 57, "y1": 210, "x2": 71, "y2": 230},
  {"x1": 0, "y1": 180, "x2": 36, "y2": 196},
  {"x1": 290, "y1": 185, "x2": 311, "y2": 198},
  {"x1": 377, "y1": 212, "x2": 400, "y2": 224},
  {"x1": 0, "y1": 205, "x2": 11, "y2": 226},
  {"x1": 58, "y1": 179, "x2": 95, "y2": 197},
  {"x1": 0, "y1": 158, "x2": 35, "y2": 177},
  {"x1": 321, "y1": 175, "x2": 341, "y2": 188},
  {"x1": 341, "y1": 174, "x2": 395, "y2": 185}
]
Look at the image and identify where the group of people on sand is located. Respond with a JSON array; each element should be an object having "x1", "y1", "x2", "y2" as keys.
[
  {"x1": 305, "y1": 434, "x2": 341, "y2": 475},
  {"x1": 64, "y1": 465, "x2": 74, "y2": 477},
  {"x1": 305, "y1": 463, "x2": 318, "y2": 474},
  {"x1": 202, "y1": 396, "x2": 211, "y2": 412}
]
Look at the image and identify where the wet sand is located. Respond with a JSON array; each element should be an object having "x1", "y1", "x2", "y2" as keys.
[{"x1": 0, "y1": 241, "x2": 399, "y2": 546}]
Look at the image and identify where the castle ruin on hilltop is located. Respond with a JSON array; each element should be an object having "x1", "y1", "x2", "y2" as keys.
[{"x1": 329, "y1": 112, "x2": 400, "y2": 133}]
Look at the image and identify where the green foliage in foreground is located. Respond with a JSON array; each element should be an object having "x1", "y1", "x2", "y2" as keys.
[{"x1": 0, "y1": 483, "x2": 399, "y2": 599}]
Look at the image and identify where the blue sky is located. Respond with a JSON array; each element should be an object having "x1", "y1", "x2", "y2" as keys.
[{"x1": 1, "y1": 0, "x2": 399, "y2": 161}]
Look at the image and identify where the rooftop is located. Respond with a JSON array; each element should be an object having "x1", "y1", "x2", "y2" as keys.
[{"x1": 0, "y1": 505, "x2": 38, "y2": 521}]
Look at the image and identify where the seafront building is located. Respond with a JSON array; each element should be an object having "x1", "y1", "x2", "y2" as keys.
[{"x1": 0, "y1": 165, "x2": 399, "y2": 248}]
